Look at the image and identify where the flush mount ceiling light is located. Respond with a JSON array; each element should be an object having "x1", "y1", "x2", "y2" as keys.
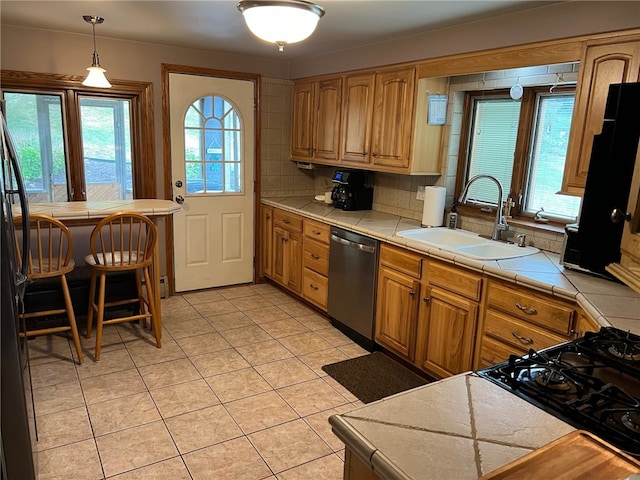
[
  {"x1": 82, "y1": 15, "x2": 111, "y2": 88},
  {"x1": 237, "y1": 0, "x2": 325, "y2": 52}
]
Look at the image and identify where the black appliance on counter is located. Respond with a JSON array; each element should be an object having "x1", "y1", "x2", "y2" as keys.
[
  {"x1": 1, "y1": 109, "x2": 36, "y2": 478},
  {"x1": 478, "y1": 327, "x2": 640, "y2": 458},
  {"x1": 330, "y1": 170, "x2": 374, "y2": 211},
  {"x1": 561, "y1": 82, "x2": 640, "y2": 278}
]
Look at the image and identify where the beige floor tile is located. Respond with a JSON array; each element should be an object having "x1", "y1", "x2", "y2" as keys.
[
  {"x1": 96, "y1": 421, "x2": 178, "y2": 477},
  {"x1": 34, "y1": 438, "x2": 103, "y2": 480},
  {"x1": 138, "y1": 358, "x2": 202, "y2": 390},
  {"x1": 277, "y1": 332, "x2": 333, "y2": 356},
  {"x1": 255, "y1": 358, "x2": 318, "y2": 389},
  {"x1": 256, "y1": 290, "x2": 294, "y2": 304},
  {"x1": 235, "y1": 339, "x2": 294, "y2": 366},
  {"x1": 219, "y1": 324, "x2": 273, "y2": 347},
  {"x1": 193, "y1": 299, "x2": 239, "y2": 317},
  {"x1": 114, "y1": 322, "x2": 164, "y2": 345},
  {"x1": 277, "y1": 302, "x2": 315, "y2": 318},
  {"x1": 277, "y1": 378, "x2": 350, "y2": 417},
  {"x1": 78, "y1": 329, "x2": 126, "y2": 356},
  {"x1": 32, "y1": 406, "x2": 94, "y2": 452},
  {"x1": 249, "y1": 283, "x2": 282, "y2": 296},
  {"x1": 163, "y1": 316, "x2": 216, "y2": 339},
  {"x1": 27, "y1": 333, "x2": 74, "y2": 366},
  {"x1": 30, "y1": 359, "x2": 79, "y2": 390},
  {"x1": 87, "y1": 392, "x2": 161, "y2": 436},
  {"x1": 315, "y1": 327, "x2": 354, "y2": 347},
  {"x1": 76, "y1": 348, "x2": 135, "y2": 378},
  {"x1": 338, "y1": 343, "x2": 370, "y2": 358},
  {"x1": 217, "y1": 284, "x2": 258, "y2": 299},
  {"x1": 299, "y1": 348, "x2": 349, "y2": 376},
  {"x1": 31, "y1": 379, "x2": 85, "y2": 416},
  {"x1": 190, "y1": 348, "x2": 250, "y2": 377},
  {"x1": 150, "y1": 378, "x2": 220, "y2": 418},
  {"x1": 323, "y1": 376, "x2": 359, "y2": 403},
  {"x1": 174, "y1": 331, "x2": 231, "y2": 357},
  {"x1": 161, "y1": 305, "x2": 200, "y2": 324},
  {"x1": 244, "y1": 305, "x2": 293, "y2": 324},
  {"x1": 249, "y1": 419, "x2": 332, "y2": 473},
  {"x1": 259, "y1": 318, "x2": 310, "y2": 338},
  {"x1": 226, "y1": 391, "x2": 299, "y2": 434},
  {"x1": 182, "y1": 289, "x2": 225, "y2": 304},
  {"x1": 205, "y1": 368, "x2": 272, "y2": 403},
  {"x1": 165, "y1": 404, "x2": 243, "y2": 453},
  {"x1": 205, "y1": 311, "x2": 255, "y2": 331},
  {"x1": 126, "y1": 338, "x2": 186, "y2": 367},
  {"x1": 183, "y1": 437, "x2": 271, "y2": 480},
  {"x1": 229, "y1": 295, "x2": 275, "y2": 312},
  {"x1": 276, "y1": 453, "x2": 344, "y2": 480},
  {"x1": 110, "y1": 456, "x2": 191, "y2": 479},
  {"x1": 294, "y1": 313, "x2": 333, "y2": 331},
  {"x1": 303, "y1": 406, "x2": 352, "y2": 452},
  {"x1": 80, "y1": 368, "x2": 148, "y2": 405}
]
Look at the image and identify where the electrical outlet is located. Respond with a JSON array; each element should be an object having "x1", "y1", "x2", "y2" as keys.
[{"x1": 416, "y1": 185, "x2": 425, "y2": 200}]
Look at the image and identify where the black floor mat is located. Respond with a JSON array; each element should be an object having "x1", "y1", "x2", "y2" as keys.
[{"x1": 322, "y1": 352, "x2": 429, "y2": 404}]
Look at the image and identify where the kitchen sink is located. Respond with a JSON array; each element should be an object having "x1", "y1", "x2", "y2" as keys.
[{"x1": 395, "y1": 227, "x2": 539, "y2": 260}]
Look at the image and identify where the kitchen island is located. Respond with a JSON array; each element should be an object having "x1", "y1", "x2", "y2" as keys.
[{"x1": 329, "y1": 373, "x2": 575, "y2": 480}]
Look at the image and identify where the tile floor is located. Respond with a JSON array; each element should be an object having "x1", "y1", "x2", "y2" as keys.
[{"x1": 27, "y1": 283, "x2": 369, "y2": 479}]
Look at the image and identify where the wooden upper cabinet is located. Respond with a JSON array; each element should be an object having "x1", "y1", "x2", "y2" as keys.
[
  {"x1": 561, "y1": 35, "x2": 640, "y2": 195},
  {"x1": 291, "y1": 77, "x2": 342, "y2": 163},
  {"x1": 341, "y1": 73, "x2": 375, "y2": 165},
  {"x1": 370, "y1": 67, "x2": 416, "y2": 169}
]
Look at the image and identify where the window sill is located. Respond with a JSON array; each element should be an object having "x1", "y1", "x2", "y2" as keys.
[{"x1": 456, "y1": 205, "x2": 567, "y2": 235}]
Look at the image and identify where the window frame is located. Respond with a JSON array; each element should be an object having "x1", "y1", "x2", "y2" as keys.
[
  {"x1": 454, "y1": 84, "x2": 576, "y2": 224},
  {"x1": 0, "y1": 69, "x2": 155, "y2": 201}
]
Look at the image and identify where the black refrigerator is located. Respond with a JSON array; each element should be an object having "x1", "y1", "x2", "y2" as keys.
[
  {"x1": 564, "y1": 82, "x2": 640, "y2": 278},
  {"x1": 1, "y1": 109, "x2": 36, "y2": 479}
]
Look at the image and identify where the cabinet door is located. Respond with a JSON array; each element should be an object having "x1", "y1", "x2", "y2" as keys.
[
  {"x1": 286, "y1": 230, "x2": 303, "y2": 293},
  {"x1": 341, "y1": 73, "x2": 375, "y2": 164},
  {"x1": 375, "y1": 266, "x2": 420, "y2": 361},
  {"x1": 314, "y1": 78, "x2": 342, "y2": 162},
  {"x1": 370, "y1": 68, "x2": 416, "y2": 169},
  {"x1": 261, "y1": 205, "x2": 273, "y2": 277},
  {"x1": 562, "y1": 37, "x2": 640, "y2": 194},
  {"x1": 291, "y1": 81, "x2": 315, "y2": 160},
  {"x1": 416, "y1": 286, "x2": 478, "y2": 378},
  {"x1": 272, "y1": 225, "x2": 287, "y2": 285}
]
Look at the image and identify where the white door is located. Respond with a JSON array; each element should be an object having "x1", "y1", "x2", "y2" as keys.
[{"x1": 170, "y1": 73, "x2": 255, "y2": 292}]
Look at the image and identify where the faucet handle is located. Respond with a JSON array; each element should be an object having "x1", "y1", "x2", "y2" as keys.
[{"x1": 516, "y1": 234, "x2": 526, "y2": 247}]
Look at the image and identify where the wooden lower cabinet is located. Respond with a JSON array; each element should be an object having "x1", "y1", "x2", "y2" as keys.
[
  {"x1": 272, "y1": 225, "x2": 303, "y2": 294},
  {"x1": 260, "y1": 205, "x2": 273, "y2": 277},
  {"x1": 344, "y1": 448, "x2": 381, "y2": 480},
  {"x1": 375, "y1": 265, "x2": 420, "y2": 361},
  {"x1": 416, "y1": 286, "x2": 479, "y2": 378}
]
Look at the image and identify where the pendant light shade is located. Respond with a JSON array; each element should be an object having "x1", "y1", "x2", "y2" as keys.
[
  {"x1": 237, "y1": 0, "x2": 325, "y2": 52},
  {"x1": 82, "y1": 15, "x2": 111, "y2": 88}
]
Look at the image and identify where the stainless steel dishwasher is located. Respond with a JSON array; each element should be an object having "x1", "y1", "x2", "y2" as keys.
[{"x1": 327, "y1": 226, "x2": 378, "y2": 350}]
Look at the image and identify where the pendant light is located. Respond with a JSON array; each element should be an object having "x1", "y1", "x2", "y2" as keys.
[
  {"x1": 82, "y1": 15, "x2": 111, "y2": 88},
  {"x1": 237, "y1": 0, "x2": 325, "y2": 52}
]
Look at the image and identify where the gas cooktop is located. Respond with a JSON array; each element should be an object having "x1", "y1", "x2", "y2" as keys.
[{"x1": 478, "y1": 327, "x2": 640, "y2": 458}]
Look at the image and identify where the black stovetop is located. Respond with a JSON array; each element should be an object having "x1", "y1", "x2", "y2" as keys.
[{"x1": 477, "y1": 327, "x2": 640, "y2": 458}]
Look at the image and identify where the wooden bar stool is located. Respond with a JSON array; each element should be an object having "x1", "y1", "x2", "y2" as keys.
[
  {"x1": 85, "y1": 211, "x2": 161, "y2": 361},
  {"x1": 15, "y1": 214, "x2": 84, "y2": 364}
]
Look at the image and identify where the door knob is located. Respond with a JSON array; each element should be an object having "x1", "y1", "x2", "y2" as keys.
[
  {"x1": 175, "y1": 180, "x2": 183, "y2": 188},
  {"x1": 610, "y1": 208, "x2": 631, "y2": 224},
  {"x1": 175, "y1": 195, "x2": 185, "y2": 204}
]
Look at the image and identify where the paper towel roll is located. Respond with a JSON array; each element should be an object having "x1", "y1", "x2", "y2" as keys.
[{"x1": 421, "y1": 186, "x2": 446, "y2": 227}]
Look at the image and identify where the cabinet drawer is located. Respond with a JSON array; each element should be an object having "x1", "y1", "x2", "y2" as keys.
[
  {"x1": 484, "y1": 309, "x2": 569, "y2": 352},
  {"x1": 303, "y1": 268, "x2": 328, "y2": 309},
  {"x1": 273, "y1": 209, "x2": 303, "y2": 233},
  {"x1": 303, "y1": 238, "x2": 329, "y2": 276},
  {"x1": 380, "y1": 243, "x2": 422, "y2": 278},
  {"x1": 479, "y1": 335, "x2": 527, "y2": 367},
  {"x1": 304, "y1": 219, "x2": 330, "y2": 244},
  {"x1": 486, "y1": 282, "x2": 575, "y2": 334},
  {"x1": 428, "y1": 261, "x2": 482, "y2": 301}
]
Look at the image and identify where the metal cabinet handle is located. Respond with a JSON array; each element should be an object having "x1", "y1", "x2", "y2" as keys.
[
  {"x1": 309, "y1": 284, "x2": 318, "y2": 291},
  {"x1": 312, "y1": 230, "x2": 321, "y2": 235},
  {"x1": 512, "y1": 331, "x2": 534, "y2": 344},
  {"x1": 371, "y1": 152, "x2": 378, "y2": 158},
  {"x1": 311, "y1": 253, "x2": 320, "y2": 260},
  {"x1": 423, "y1": 296, "x2": 430, "y2": 303},
  {"x1": 283, "y1": 218, "x2": 290, "y2": 224},
  {"x1": 515, "y1": 302, "x2": 537, "y2": 315},
  {"x1": 361, "y1": 151, "x2": 368, "y2": 156},
  {"x1": 266, "y1": 214, "x2": 271, "y2": 220},
  {"x1": 409, "y1": 290, "x2": 416, "y2": 296},
  {"x1": 282, "y1": 237, "x2": 288, "y2": 243}
]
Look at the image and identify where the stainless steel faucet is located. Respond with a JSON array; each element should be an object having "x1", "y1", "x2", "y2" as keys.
[{"x1": 458, "y1": 174, "x2": 509, "y2": 241}]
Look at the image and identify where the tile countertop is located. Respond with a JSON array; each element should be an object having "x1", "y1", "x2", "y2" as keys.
[
  {"x1": 262, "y1": 196, "x2": 640, "y2": 335},
  {"x1": 328, "y1": 373, "x2": 576, "y2": 480},
  {"x1": 19, "y1": 199, "x2": 181, "y2": 220}
]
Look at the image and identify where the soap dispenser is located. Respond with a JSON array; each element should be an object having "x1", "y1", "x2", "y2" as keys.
[{"x1": 448, "y1": 204, "x2": 458, "y2": 229}]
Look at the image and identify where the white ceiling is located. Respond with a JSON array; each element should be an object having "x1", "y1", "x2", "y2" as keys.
[{"x1": 0, "y1": 1, "x2": 561, "y2": 60}]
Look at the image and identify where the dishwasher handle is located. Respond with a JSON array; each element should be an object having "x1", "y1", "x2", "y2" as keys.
[{"x1": 330, "y1": 233, "x2": 376, "y2": 254}]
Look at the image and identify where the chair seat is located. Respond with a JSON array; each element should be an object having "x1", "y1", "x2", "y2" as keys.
[
  {"x1": 29, "y1": 258, "x2": 75, "y2": 278},
  {"x1": 85, "y1": 252, "x2": 146, "y2": 268}
]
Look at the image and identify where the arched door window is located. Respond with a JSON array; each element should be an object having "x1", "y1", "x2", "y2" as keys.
[{"x1": 184, "y1": 95, "x2": 242, "y2": 194}]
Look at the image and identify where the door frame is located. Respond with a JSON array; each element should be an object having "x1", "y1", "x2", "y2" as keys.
[{"x1": 161, "y1": 64, "x2": 261, "y2": 295}]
